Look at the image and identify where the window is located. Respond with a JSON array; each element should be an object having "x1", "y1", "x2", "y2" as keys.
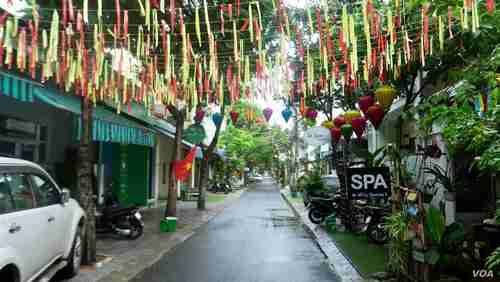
[
  {"x1": 0, "y1": 175, "x2": 14, "y2": 214},
  {"x1": 6, "y1": 174, "x2": 34, "y2": 211},
  {"x1": 21, "y1": 144, "x2": 36, "y2": 161},
  {"x1": 0, "y1": 140, "x2": 16, "y2": 157},
  {"x1": 30, "y1": 174, "x2": 59, "y2": 207}
]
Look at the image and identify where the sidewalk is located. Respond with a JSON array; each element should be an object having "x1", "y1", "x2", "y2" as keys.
[
  {"x1": 280, "y1": 188, "x2": 365, "y2": 282},
  {"x1": 66, "y1": 189, "x2": 245, "y2": 282}
]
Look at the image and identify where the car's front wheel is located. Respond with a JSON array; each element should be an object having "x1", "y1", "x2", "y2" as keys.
[{"x1": 59, "y1": 226, "x2": 82, "y2": 279}]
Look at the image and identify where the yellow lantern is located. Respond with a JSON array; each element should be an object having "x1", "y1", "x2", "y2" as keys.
[
  {"x1": 322, "y1": 120, "x2": 335, "y2": 129},
  {"x1": 344, "y1": 110, "x2": 361, "y2": 124},
  {"x1": 375, "y1": 85, "x2": 397, "y2": 111}
]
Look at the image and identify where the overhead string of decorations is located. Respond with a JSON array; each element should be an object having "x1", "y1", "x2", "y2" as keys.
[
  {"x1": 0, "y1": 0, "x2": 496, "y2": 127},
  {"x1": 0, "y1": 0, "x2": 274, "y2": 121},
  {"x1": 276, "y1": 0, "x2": 496, "y2": 137}
]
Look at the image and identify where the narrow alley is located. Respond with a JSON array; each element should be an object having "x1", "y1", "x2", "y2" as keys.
[{"x1": 134, "y1": 178, "x2": 338, "y2": 282}]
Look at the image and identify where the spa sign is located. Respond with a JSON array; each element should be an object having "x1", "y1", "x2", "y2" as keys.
[{"x1": 347, "y1": 167, "x2": 391, "y2": 199}]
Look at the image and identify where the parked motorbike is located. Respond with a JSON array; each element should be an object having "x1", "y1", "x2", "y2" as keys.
[
  {"x1": 96, "y1": 193, "x2": 144, "y2": 240},
  {"x1": 307, "y1": 193, "x2": 343, "y2": 224},
  {"x1": 365, "y1": 205, "x2": 390, "y2": 244},
  {"x1": 209, "y1": 180, "x2": 232, "y2": 194}
]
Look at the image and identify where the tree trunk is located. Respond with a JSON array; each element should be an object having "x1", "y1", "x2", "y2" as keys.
[
  {"x1": 197, "y1": 106, "x2": 225, "y2": 210},
  {"x1": 197, "y1": 156, "x2": 210, "y2": 210},
  {"x1": 166, "y1": 109, "x2": 185, "y2": 217},
  {"x1": 78, "y1": 96, "x2": 96, "y2": 265}
]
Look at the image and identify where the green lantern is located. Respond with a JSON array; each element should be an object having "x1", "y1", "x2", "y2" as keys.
[{"x1": 341, "y1": 124, "x2": 353, "y2": 141}]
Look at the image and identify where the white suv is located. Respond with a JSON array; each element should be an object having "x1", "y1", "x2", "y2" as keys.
[{"x1": 0, "y1": 157, "x2": 85, "y2": 282}]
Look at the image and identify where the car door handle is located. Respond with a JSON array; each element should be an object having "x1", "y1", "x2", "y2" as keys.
[
  {"x1": 8, "y1": 224, "x2": 21, "y2": 234},
  {"x1": 48, "y1": 216, "x2": 55, "y2": 222}
]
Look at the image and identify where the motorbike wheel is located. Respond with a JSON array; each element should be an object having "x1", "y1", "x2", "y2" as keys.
[
  {"x1": 308, "y1": 208, "x2": 325, "y2": 224},
  {"x1": 128, "y1": 217, "x2": 144, "y2": 240},
  {"x1": 367, "y1": 223, "x2": 388, "y2": 244}
]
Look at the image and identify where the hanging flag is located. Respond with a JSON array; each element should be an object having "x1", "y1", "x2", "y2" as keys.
[{"x1": 174, "y1": 146, "x2": 197, "y2": 182}]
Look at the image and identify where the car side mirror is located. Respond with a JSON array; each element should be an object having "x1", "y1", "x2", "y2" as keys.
[{"x1": 61, "y1": 188, "x2": 71, "y2": 204}]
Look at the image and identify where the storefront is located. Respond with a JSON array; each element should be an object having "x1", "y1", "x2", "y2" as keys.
[{"x1": 0, "y1": 71, "x2": 157, "y2": 207}]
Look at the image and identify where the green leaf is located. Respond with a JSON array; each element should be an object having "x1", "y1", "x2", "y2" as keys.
[
  {"x1": 425, "y1": 206, "x2": 446, "y2": 245},
  {"x1": 425, "y1": 248, "x2": 441, "y2": 265}
]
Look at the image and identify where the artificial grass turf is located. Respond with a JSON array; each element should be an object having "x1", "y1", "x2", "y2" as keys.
[{"x1": 328, "y1": 230, "x2": 387, "y2": 277}]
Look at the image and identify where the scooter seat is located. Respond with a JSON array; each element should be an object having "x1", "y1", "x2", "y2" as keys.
[
  {"x1": 104, "y1": 205, "x2": 138, "y2": 217},
  {"x1": 355, "y1": 199, "x2": 368, "y2": 205}
]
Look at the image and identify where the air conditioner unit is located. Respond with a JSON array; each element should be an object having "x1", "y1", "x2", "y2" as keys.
[{"x1": 1, "y1": 118, "x2": 37, "y2": 136}]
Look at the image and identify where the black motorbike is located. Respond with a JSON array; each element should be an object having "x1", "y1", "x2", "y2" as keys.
[
  {"x1": 209, "y1": 180, "x2": 232, "y2": 194},
  {"x1": 307, "y1": 193, "x2": 342, "y2": 224},
  {"x1": 96, "y1": 193, "x2": 144, "y2": 240},
  {"x1": 365, "y1": 205, "x2": 391, "y2": 244}
]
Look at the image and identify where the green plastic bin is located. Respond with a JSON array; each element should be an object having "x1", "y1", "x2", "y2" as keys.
[{"x1": 160, "y1": 217, "x2": 177, "y2": 233}]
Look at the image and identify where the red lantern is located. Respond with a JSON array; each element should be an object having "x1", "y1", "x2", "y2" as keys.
[
  {"x1": 330, "y1": 127, "x2": 342, "y2": 144},
  {"x1": 230, "y1": 111, "x2": 239, "y2": 124},
  {"x1": 334, "y1": 115, "x2": 346, "y2": 128},
  {"x1": 194, "y1": 110, "x2": 205, "y2": 123},
  {"x1": 358, "y1": 95, "x2": 375, "y2": 115},
  {"x1": 351, "y1": 117, "x2": 367, "y2": 139},
  {"x1": 366, "y1": 104, "x2": 385, "y2": 130}
]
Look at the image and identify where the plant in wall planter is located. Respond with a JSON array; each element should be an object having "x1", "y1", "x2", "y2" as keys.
[{"x1": 419, "y1": 207, "x2": 468, "y2": 278}]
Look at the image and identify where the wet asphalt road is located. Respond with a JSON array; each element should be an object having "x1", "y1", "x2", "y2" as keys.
[{"x1": 134, "y1": 178, "x2": 338, "y2": 282}]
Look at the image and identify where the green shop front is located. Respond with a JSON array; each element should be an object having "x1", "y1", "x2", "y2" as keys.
[{"x1": 34, "y1": 86, "x2": 156, "y2": 208}]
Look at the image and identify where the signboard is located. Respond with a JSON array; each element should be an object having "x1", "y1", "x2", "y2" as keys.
[
  {"x1": 347, "y1": 167, "x2": 391, "y2": 199},
  {"x1": 303, "y1": 127, "x2": 331, "y2": 146}
]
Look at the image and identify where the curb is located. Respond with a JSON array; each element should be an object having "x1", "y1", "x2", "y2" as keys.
[
  {"x1": 280, "y1": 191, "x2": 365, "y2": 282},
  {"x1": 94, "y1": 189, "x2": 246, "y2": 282}
]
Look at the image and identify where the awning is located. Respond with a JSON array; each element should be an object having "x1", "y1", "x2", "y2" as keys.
[
  {"x1": 0, "y1": 71, "x2": 35, "y2": 102},
  {"x1": 33, "y1": 87, "x2": 155, "y2": 147},
  {"x1": 102, "y1": 100, "x2": 195, "y2": 148}
]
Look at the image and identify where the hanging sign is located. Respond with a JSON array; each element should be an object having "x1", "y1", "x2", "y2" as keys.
[
  {"x1": 303, "y1": 126, "x2": 331, "y2": 146},
  {"x1": 347, "y1": 167, "x2": 391, "y2": 199}
]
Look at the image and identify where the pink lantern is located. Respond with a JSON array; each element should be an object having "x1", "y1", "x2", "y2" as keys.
[{"x1": 306, "y1": 108, "x2": 318, "y2": 120}]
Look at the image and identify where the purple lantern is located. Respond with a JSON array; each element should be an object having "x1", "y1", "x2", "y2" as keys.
[{"x1": 263, "y1": 107, "x2": 273, "y2": 122}]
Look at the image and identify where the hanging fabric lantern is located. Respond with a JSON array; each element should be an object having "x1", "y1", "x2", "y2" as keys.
[
  {"x1": 331, "y1": 127, "x2": 342, "y2": 144},
  {"x1": 212, "y1": 113, "x2": 223, "y2": 126},
  {"x1": 375, "y1": 85, "x2": 397, "y2": 111},
  {"x1": 358, "y1": 95, "x2": 375, "y2": 115},
  {"x1": 340, "y1": 124, "x2": 353, "y2": 141},
  {"x1": 334, "y1": 115, "x2": 346, "y2": 128},
  {"x1": 351, "y1": 117, "x2": 367, "y2": 139},
  {"x1": 282, "y1": 108, "x2": 293, "y2": 122},
  {"x1": 263, "y1": 107, "x2": 273, "y2": 122},
  {"x1": 194, "y1": 109, "x2": 205, "y2": 123},
  {"x1": 344, "y1": 110, "x2": 361, "y2": 124},
  {"x1": 230, "y1": 111, "x2": 239, "y2": 124},
  {"x1": 322, "y1": 120, "x2": 335, "y2": 129},
  {"x1": 366, "y1": 104, "x2": 385, "y2": 129},
  {"x1": 305, "y1": 108, "x2": 318, "y2": 121}
]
